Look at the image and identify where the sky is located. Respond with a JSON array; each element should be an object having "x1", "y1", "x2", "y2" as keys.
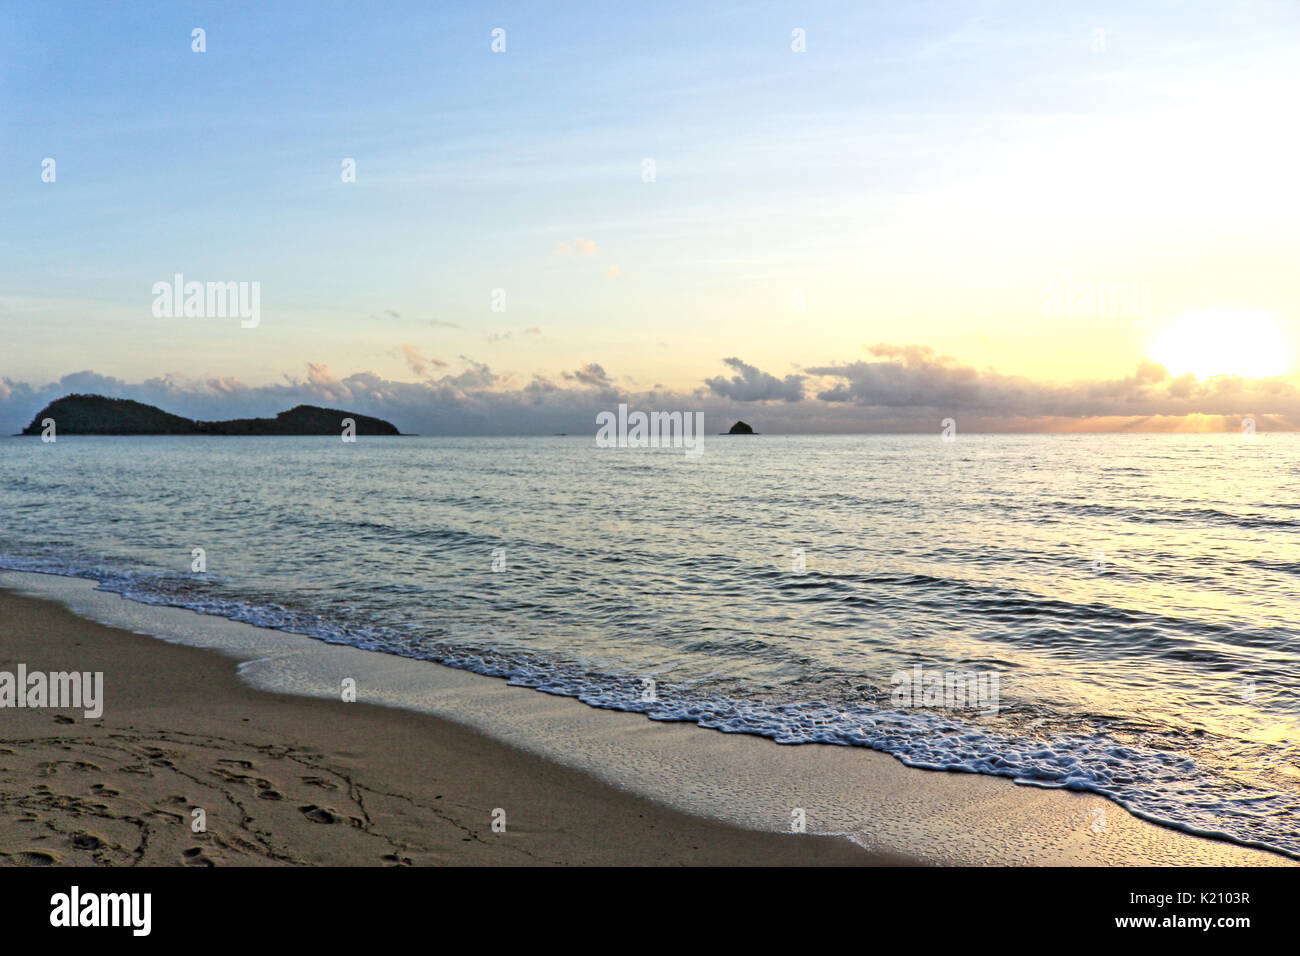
[{"x1": 2, "y1": 0, "x2": 1299, "y2": 434}]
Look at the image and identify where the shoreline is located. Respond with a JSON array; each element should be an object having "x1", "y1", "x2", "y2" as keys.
[
  {"x1": 0, "y1": 586, "x2": 891, "y2": 866},
  {"x1": 1, "y1": 571, "x2": 1294, "y2": 867}
]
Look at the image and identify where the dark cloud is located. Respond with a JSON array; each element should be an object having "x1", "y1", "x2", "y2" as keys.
[
  {"x1": 2, "y1": 347, "x2": 1297, "y2": 436},
  {"x1": 803, "y1": 344, "x2": 1300, "y2": 425},
  {"x1": 562, "y1": 363, "x2": 612, "y2": 388},
  {"x1": 705, "y1": 357, "x2": 805, "y2": 402}
]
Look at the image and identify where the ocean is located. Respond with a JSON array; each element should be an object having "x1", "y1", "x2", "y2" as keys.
[{"x1": 1, "y1": 432, "x2": 1297, "y2": 856}]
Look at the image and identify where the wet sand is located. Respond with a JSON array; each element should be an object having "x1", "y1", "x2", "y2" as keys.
[
  {"x1": 0, "y1": 587, "x2": 895, "y2": 866},
  {"x1": 1, "y1": 579, "x2": 1293, "y2": 868}
]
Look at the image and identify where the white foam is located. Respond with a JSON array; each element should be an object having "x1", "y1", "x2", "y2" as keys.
[{"x1": 2, "y1": 568, "x2": 1293, "y2": 866}]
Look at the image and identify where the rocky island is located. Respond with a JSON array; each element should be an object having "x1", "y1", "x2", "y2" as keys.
[{"x1": 20, "y1": 394, "x2": 401, "y2": 436}]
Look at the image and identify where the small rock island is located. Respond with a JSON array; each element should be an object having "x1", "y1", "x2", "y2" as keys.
[
  {"x1": 20, "y1": 394, "x2": 401, "y2": 436},
  {"x1": 726, "y1": 421, "x2": 756, "y2": 435}
]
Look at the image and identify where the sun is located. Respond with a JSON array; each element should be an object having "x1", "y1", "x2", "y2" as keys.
[{"x1": 1148, "y1": 311, "x2": 1293, "y2": 379}]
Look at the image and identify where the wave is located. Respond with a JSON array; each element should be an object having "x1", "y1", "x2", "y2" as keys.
[
  {"x1": 2, "y1": 550, "x2": 1296, "y2": 861},
  {"x1": 1031, "y1": 500, "x2": 1300, "y2": 531}
]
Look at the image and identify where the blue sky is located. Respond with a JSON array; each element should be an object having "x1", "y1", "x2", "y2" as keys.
[{"x1": 2, "y1": 0, "x2": 1299, "y2": 433}]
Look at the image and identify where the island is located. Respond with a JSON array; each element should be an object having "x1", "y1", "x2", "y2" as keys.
[
  {"x1": 726, "y1": 421, "x2": 756, "y2": 435},
  {"x1": 20, "y1": 394, "x2": 401, "y2": 436}
]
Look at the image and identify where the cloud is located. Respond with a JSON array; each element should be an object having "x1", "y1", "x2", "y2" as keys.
[
  {"x1": 449, "y1": 356, "x2": 499, "y2": 390},
  {"x1": 562, "y1": 363, "x2": 612, "y2": 389},
  {"x1": 2, "y1": 345, "x2": 1297, "y2": 436},
  {"x1": 306, "y1": 362, "x2": 336, "y2": 386},
  {"x1": 394, "y1": 344, "x2": 447, "y2": 378},
  {"x1": 489, "y1": 326, "x2": 543, "y2": 342},
  {"x1": 555, "y1": 240, "x2": 599, "y2": 257},
  {"x1": 205, "y1": 376, "x2": 244, "y2": 395},
  {"x1": 606, "y1": 264, "x2": 620, "y2": 278},
  {"x1": 705, "y1": 357, "x2": 805, "y2": 402},
  {"x1": 370, "y1": 309, "x2": 460, "y2": 329},
  {"x1": 803, "y1": 344, "x2": 1300, "y2": 426}
]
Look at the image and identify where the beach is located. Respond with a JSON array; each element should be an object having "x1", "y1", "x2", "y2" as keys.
[
  {"x1": 1, "y1": 578, "x2": 1294, "y2": 867},
  {"x1": 0, "y1": 586, "x2": 890, "y2": 866}
]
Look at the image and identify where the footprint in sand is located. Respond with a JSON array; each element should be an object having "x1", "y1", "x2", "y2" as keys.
[
  {"x1": 146, "y1": 807, "x2": 186, "y2": 824},
  {"x1": 182, "y1": 847, "x2": 214, "y2": 867},
  {"x1": 298, "y1": 805, "x2": 338, "y2": 824},
  {"x1": 300, "y1": 776, "x2": 340, "y2": 791},
  {"x1": 10, "y1": 851, "x2": 57, "y2": 866},
  {"x1": 69, "y1": 833, "x2": 103, "y2": 851},
  {"x1": 211, "y1": 766, "x2": 275, "y2": 791}
]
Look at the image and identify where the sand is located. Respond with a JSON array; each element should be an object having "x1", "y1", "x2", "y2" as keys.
[
  {"x1": 0, "y1": 588, "x2": 895, "y2": 866},
  {"x1": 1, "y1": 579, "x2": 1294, "y2": 867}
]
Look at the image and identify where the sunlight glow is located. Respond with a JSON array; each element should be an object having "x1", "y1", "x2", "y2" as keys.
[{"x1": 1148, "y1": 311, "x2": 1292, "y2": 380}]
